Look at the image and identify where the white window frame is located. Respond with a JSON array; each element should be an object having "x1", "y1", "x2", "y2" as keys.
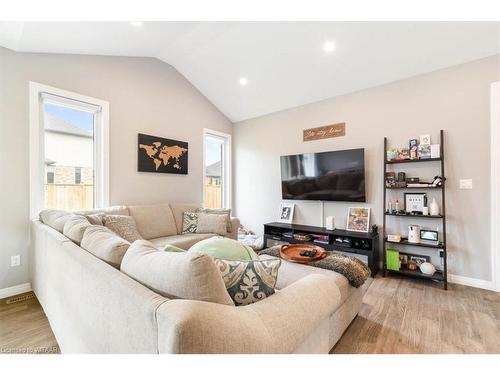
[
  {"x1": 203, "y1": 128, "x2": 232, "y2": 209},
  {"x1": 29, "y1": 82, "x2": 109, "y2": 218}
]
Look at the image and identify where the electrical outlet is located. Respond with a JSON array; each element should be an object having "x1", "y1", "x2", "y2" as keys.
[{"x1": 11, "y1": 255, "x2": 20, "y2": 267}]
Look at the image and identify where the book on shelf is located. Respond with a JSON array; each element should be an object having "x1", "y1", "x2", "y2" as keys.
[
  {"x1": 406, "y1": 182, "x2": 432, "y2": 187},
  {"x1": 313, "y1": 240, "x2": 329, "y2": 245}
]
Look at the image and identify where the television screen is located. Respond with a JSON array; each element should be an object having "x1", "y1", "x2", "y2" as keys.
[{"x1": 280, "y1": 148, "x2": 365, "y2": 202}]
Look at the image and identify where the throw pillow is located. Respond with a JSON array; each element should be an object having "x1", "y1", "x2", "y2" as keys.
[
  {"x1": 39, "y1": 210, "x2": 74, "y2": 232},
  {"x1": 200, "y1": 208, "x2": 232, "y2": 232},
  {"x1": 121, "y1": 240, "x2": 234, "y2": 305},
  {"x1": 182, "y1": 212, "x2": 228, "y2": 236},
  {"x1": 214, "y1": 258, "x2": 281, "y2": 306},
  {"x1": 181, "y1": 212, "x2": 199, "y2": 234},
  {"x1": 197, "y1": 213, "x2": 228, "y2": 236},
  {"x1": 104, "y1": 215, "x2": 143, "y2": 243},
  {"x1": 189, "y1": 237, "x2": 258, "y2": 261},
  {"x1": 85, "y1": 213, "x2": 105, "y2": 225},
  {"x1": 62, "y1": 214, "x2": 92, "y2": 245},
  {"x1": 163, "y1": 244, "x2": 186, "y2": 253},
  {"x1": 81, "y1": 225, "x2": 131, "y2": 268}
]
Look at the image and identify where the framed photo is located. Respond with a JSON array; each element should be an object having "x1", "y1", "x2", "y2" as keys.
[
  {"x1": 138, "y1": 133, "x2": 188, "y2": 174},
  {"x1": 279, "y1": 203, "x2": 295, "y2": 223},
  {"x1": 418, "y1": 144, "x2": 431, "y2": 159},
  {"x1": 404, "y1": 193, "x2": 426, "y2": 213},
  {"x1": 419, "y1": 134, "x2": 431, "y2": 145},
  {"x1": 346, "y1": 207, "x2": 370, "y2": 232}
]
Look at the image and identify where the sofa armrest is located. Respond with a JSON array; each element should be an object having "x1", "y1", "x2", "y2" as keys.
[
  {"x1": 156, "y1": 274, "x2": 341, "y2": 353},
  {"x1": 225, "y1": 217, "x2": 240, "y2": 240}
]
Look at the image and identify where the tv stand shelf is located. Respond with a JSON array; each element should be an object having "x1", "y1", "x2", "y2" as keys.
[{"x1": 263, "y1": 222, "x2": 379, "y2": 275}]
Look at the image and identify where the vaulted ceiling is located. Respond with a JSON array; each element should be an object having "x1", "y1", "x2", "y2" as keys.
[{"x1": 1, "y1": 22, "x2": 499, "y2": 122}]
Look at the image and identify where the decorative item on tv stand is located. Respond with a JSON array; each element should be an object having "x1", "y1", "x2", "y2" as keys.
[
  {"x1": 325, "y1": 216, "x2": 335, "y2": 231},
  {"x1": 383, "y1": 130, "x2": 448, "y2": 290}
]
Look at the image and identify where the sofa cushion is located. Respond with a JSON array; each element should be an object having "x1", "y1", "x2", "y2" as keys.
[
  {"x1": 213, "y1": 258, "x2": 281, "y2": 306},
  {"x1": 62, "y1": 215, "x2": 92, "y2": 244},
  {"x1": 169, "y1": 203, "x2": 202, "y2": 234},
  {"x1": 121, "y1": 240, "x2": 234, "y2": 305},
  {"x1": 149, "y1": 233, "x2": 215, "y2": 250},
  {"x1": 81, "y1": 225, "x2": 131, "y2": 268},
  {"x1": 104, "y1": 215, "x2": 143, "y2": 243},
  {"x1": 39, "y1": 210, "x2": 74, "y2": 232},
  {"x1": 128, "y1": 204, "x2": 177, "y2": 239},
  {"x1": 259, "y1": 254, "x2": 352, "y2": 305},
  {"x1": 189, "y1": 237, "x2": 258, "y2": 261},
  {"x1": 182, "y1": 212, "x2": 228, "y2": 236}
]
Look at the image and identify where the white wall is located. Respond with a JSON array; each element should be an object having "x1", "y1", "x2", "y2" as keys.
[
  {"x1": 233, "y1": 55, "x2": 500, "y2": 282},
  {"x1": 0, "y1": 47, "x2": 232, "y2": 290}
]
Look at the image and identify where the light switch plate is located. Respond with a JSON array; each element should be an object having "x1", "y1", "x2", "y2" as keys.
[
  {"x1": 11, "y1": 255, "x2": 20, "y2": 267},
  {"x1": 459, "y1": 179, "x2": 473, "y2": 189}
]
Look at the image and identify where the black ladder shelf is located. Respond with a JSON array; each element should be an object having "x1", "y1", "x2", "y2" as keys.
[{"x1": 382, "y1": 130, "x2": 448, "y2": 290}]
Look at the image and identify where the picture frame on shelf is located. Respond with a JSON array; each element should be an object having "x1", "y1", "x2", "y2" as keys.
[
  {"x1": 279, "y1": 202, "x2": 295, "y2": 224},
  {"x1": 404, "y1": 193, "x2": 426, "y2": 214},
  {"x1": 418, "y1": 144, "x2": 431, "y2": 159},
  {"x1": 346, "y1": 207, "x2": 370, "y2": 233},
  {"x1": 419, "y1": 134, "x2": 431, "y2": 145}
]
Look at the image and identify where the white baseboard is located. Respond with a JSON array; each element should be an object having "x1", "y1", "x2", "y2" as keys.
[
  {"x1": 448, "y1": 274, "x2": 497, "y2": 292},
  {"x1": 0, "y1": 283, "x2": 32, "y2": 299}
]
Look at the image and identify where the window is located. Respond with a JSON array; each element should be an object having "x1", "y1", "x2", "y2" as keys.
[
  {"x1": 30, "y1": 83, "x2": 109, "y2": 218},
  {"x1": 203, "y1": 129, "x2": 231, "y2": 209}
]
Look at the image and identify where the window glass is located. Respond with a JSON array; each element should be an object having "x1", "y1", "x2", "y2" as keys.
[{"x1": 43, "y1": 103, "x2": 94, "y2": 210}]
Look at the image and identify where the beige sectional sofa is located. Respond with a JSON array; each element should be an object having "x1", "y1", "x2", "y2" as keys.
[{"x1": 30, "y1": 203, "x2": 371, "y2": 353}]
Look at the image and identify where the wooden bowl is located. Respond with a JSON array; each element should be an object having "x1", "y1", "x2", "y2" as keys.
[{"x1": 280, "y1": 244, "x2": 327, "y2": 264}]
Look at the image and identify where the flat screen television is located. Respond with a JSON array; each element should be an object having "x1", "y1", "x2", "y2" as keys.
[{"x1": 280, "y1": 148, "x2": 366, "y2": 202}]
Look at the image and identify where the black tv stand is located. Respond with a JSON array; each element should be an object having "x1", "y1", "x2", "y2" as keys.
[{"x1": 263, "y1": 222, "x2": 379, "y2": 275}]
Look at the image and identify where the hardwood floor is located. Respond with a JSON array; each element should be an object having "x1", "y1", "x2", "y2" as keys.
[
  {"x1": 0, "y1": 292, "x2": 59, "y2": 354},
  {"x1": 331, "y1": 275, "x2": 500, "y2": 354},
  {"x1": 1, "y1": 276, "x2": 499, "y2": 354}
]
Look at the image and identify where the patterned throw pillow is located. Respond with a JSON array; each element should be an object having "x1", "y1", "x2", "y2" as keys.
[
  {"x1": 104, "y1": 215, "x2": 143, "y2": 243},
  {"x1": 214, "y1": 258, "x2": 281, "y2": 306},
  {"x1": 182, "y1": 212, "x2": 199, "y2": 234},
  {"x1": 182, "y1": 212, "x2": 228, "y2": 236}
]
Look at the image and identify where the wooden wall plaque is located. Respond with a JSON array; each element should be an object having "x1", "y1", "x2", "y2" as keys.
[{"x1": 303, "y1": 122, "x2": 345, "y2": 142}]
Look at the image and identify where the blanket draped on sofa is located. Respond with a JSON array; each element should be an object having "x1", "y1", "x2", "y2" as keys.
[{"x1": 259, "y1": 246, "x2": 371, "y2": 288}]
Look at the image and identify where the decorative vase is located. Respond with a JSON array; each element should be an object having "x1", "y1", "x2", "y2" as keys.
[
  {"x1": 420, "y1": 262, "x2": 436, "y2": 276},
  {"x1": 429, "y1": 198, "x2": 439, "y2": 216}
]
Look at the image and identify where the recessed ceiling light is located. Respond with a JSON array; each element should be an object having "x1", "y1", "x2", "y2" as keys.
[
  {"x1": 239, "y1": 77, "x2": 248, "y2": 86},
  {"x1": 130, "y1": 22, "x2": 143, "y2": 27},
  {"x1": 323, "y1": 41, "x2": 335, "y2": 53}
]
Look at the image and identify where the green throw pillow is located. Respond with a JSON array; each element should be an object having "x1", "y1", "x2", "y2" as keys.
[
  {"x1": 163, "y1": 244, "x2": 186, "y2": 253},
  {"x1": 188, "y1": 237, "x2": 258, "y2": 261}
]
